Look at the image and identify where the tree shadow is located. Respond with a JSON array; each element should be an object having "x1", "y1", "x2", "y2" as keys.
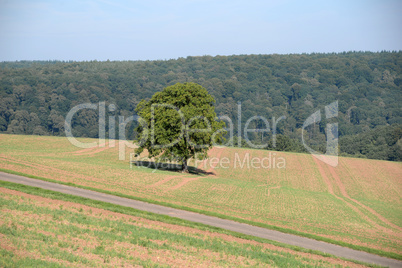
[{"x1": 131, "y1": 160, "x2": 215, "y2": 175}]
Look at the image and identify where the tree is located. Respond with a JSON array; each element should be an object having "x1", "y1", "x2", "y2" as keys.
[
  {"x1": 269, "y1": 134, "x2": 293, "y2": 151},
  {"x1": 47, "y1": 110, "x2": 64, "y2": 135},
  {"x1": 7, "y1": 110, "x2": 30, "y2": 134},
  {"x1": 134, "y1": 82, "x2": 226, "y2": 173},
  {"x1": 27, "y1": 112, "x2": 41, "y2": 134}
]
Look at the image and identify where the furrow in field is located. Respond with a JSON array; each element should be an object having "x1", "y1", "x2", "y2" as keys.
[
  {"x1": 326, "y1": 162, "x2": 402, "y2": 232},
  {"x1": 72, "y1": 140, "x2": 129, "y2": 155},
  {"x1": 313, "y1": 156, "x2": 401, "y2": 236},
  {"x1": 169, "y1": 177, "x2": 200, "y2": 190},
  {"x1": 206, "y1": 147, "x2": 225, "y2": 174},
  {"x1": 0, "y1": 187, "x2": 373, "y2": 267},
  {"x1": 0, "y1": 154, "x2": 166, "y2": 196},
  {"x1": 266, "y1": 185, "x2": 281, "y2": 197},
  {"x1": 0, "y1": 155, "x2": 103, "y2": 183},
  {"x1": 71, "y1": 141, "x2": 110, "y2": 155}
]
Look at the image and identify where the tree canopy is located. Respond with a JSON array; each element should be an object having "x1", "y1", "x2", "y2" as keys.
[{"x1": 134, "y1": 82, "x2": 225, "y2": 172}]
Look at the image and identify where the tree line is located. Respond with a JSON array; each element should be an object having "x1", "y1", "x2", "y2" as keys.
[{"x1": 0, "y1": 51, "x2": 401, "y2": 161}]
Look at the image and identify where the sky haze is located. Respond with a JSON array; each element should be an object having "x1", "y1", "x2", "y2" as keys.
[{"x1": 1, "y1": 0, "x2": 401, "y2": 61}]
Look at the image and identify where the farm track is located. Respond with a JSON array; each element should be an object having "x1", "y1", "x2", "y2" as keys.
[
  {"x1": 313, "y1": 156, "x2": 402, "y2": 235},
  {"x1": 1, "y1": 171, "x2": 402, "y2": 268}
]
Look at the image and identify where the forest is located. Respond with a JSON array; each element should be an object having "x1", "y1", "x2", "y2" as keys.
[{"x1": 0, "y1": 51, "x2": 401, "y2": 161}]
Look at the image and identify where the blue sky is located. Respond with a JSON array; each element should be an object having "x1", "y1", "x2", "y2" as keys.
[{"x1": 1, "y1": 0, "x2": 401, "y2": 61}]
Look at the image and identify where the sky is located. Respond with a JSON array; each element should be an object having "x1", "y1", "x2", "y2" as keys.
[{"x1": 0, "y1": 0, "x2": 401, "y2": 61}]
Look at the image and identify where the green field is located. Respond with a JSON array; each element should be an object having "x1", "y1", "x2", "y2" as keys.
[
  {"x1": 0, "y1": 182, "x2": 374, "y2": 267},
  {"x1": 0, "y1": 134, "x2": 401, "y2": 258}
]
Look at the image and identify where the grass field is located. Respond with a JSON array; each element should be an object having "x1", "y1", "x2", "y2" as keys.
[
  {"x1": 0, "y1": 134, "x2": 401, "y2": 258},
  {"x1": 0, "y1": 183, "x2": 374, "y2": 267}
]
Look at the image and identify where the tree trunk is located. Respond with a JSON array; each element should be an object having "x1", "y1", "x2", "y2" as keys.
[{"x1": 181, "y1": 157, "x2": 189, "y2": 173}]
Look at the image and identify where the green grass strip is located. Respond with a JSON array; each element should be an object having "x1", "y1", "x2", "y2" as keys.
[{"x1": 0, "y1": 167, "x2": 400, "y2": 262}]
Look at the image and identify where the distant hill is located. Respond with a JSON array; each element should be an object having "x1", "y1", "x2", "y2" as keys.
[{"x1": 0, "y1": 52, "x2": 401, "y2": 160}]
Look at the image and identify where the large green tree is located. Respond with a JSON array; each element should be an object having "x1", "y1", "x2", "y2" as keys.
[{"x1": 135, "y1": 82, "x2": 226, "y2": 172}]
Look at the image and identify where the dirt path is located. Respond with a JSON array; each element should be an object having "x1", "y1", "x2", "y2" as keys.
[{"x1": 0, "y1": 171, "x2": 401, "y2": 267}]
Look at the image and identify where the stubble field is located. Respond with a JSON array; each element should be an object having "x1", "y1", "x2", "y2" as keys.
[
  {"x1": 0, "y1": 185, "x2": 373, "y2": 267},
  {"x1": 0, "y1": 134, "x2": 401, "y2": 257}
]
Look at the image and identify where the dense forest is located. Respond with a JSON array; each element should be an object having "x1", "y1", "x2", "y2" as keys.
[{"x1": 0, "y1": 52, "x2": 401, "y2": 161}]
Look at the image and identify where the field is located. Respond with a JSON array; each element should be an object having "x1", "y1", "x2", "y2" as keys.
[
  {"x1": 0, "y1": 184, "x2": 371, "y2": 267},
  {"x1": 0, "y1": 134, "x2": 401, "y2": 258}
]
